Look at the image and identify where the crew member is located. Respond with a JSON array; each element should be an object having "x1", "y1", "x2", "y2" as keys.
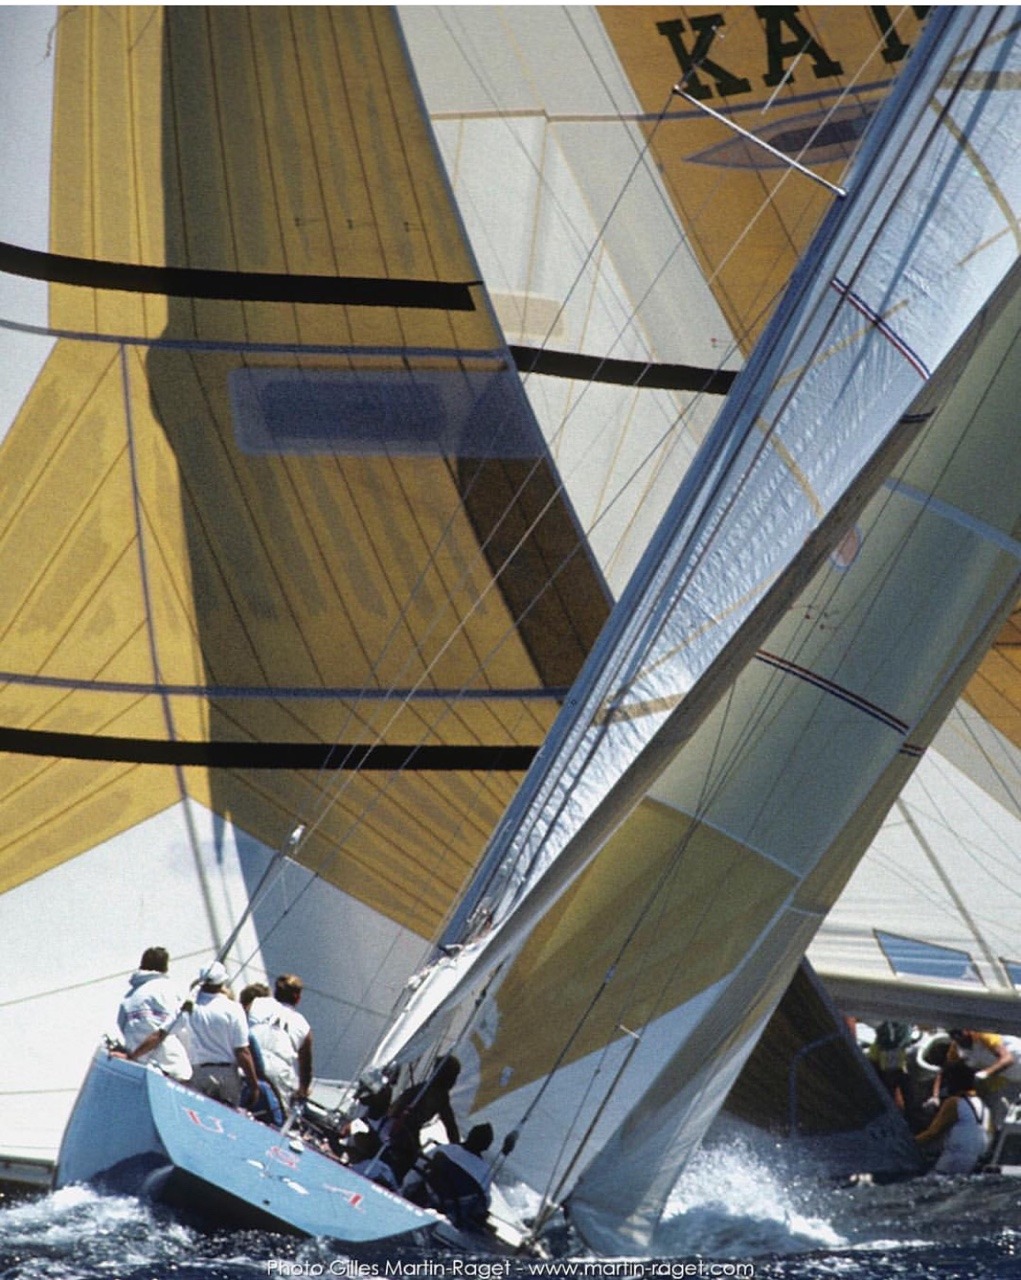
[
  {"x1": 246, "y1": 973, "x2": 313, "y2": 1111},
  {"x1": 380, "y1": 1055, "x2": 461, "y2": 1182},
  {"x1": 405, "y1": 1122, "x2": 495, "y2": 1230},
  {"x1": 186, "y1": 962, "x2": 258, "y2": 1106},
  {"x1": 916, "y1": 1061, "x2": 990, "y2": 1174},
  {"x1": 116, "y1": 946, "x2": 192, "y2": 1081}
]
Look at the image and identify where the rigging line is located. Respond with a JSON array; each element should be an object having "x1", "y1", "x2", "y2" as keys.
[
  {"x1": 673, "y1": 90, "x2": 846, "y2": 198},
  {"x1": 285, "y1": 24, "x2": 854, "y2": 855},
  {"x1": 901, "y1": 747, "x2": 1021, "y2": 900},
  {"x1": 224, "y1": 511, "x2": 599, "y2": 989},
  {"x1": 436, "y1": 5, "x2": 727, "y2": 421},
  {"x1": 478, "y1": 229, "x2": 915, "y2": 909},
  {"x1": 493, "y1": 677, "x2": 750, "y2": 1208},
  {"x1": 683, "y1": 280, "x2": 1021, "y2": 936},
  {"x1": 662, "y1": 9, "x2": 929, "y2": 352},
  {"x1": 481, "y1": 135, "x2": 1021, "y2": 1192},
  {"x1": 890, "y1": 773, "x2": 1021, "y2": 947},
  {"x1": 555, "y1": 7, "x2": 977, "y2": 680},
  {"x1": 401, "y1": 7, "x2": 1013, "y2": 1208},
  {"x1": 0, "y1": 948, "x2": 213, "y2": 1010},
  {"x1": 617, "y1": 8, "x2": 1002, "y2": 683},
  {"x1": 531, "y1": 688, "x2": 752, "y2": 1218},
  {"x1": 258, "y1": 55, "x2": 736, "y2": 921},
  {"x1": 554, "y1": 6, "x2": 747, "y2": 381},
  {"x1": 943, "y1": 693, "x2": 1021, "y2": 824},
  {"x1": 212, "y1": 450, "x2": 569, "y2": 978}
]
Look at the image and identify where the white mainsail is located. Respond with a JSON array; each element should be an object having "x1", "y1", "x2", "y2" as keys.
[
  {"x1": 367, "y1": 6, "x2": 1021, "y2": 1251},
  {"x1": 374, "y1": 5, "x2": 1021, "y2": 1058}
]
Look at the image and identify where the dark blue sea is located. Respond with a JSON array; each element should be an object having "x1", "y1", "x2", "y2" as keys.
[{"x1": 3, "y1": 1140, "x2": 1021, "y2": 1280}]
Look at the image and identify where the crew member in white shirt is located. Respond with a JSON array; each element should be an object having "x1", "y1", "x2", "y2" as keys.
[
  {"x1": 117, "y1": 946, "x2": 192, "y2": 1081},
  {"x1": 187, "y1": 962, "x2": 259, "y2": 1106},
  {"x1": 246, "y1": 973, "x2": 313, "y2": 1111}
]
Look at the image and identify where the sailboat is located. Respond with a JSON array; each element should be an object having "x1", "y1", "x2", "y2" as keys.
[
  {"x1": 2, "y1": 0, "x2": 1019, "y2": 1255},
  {"x1": 0, "y1": 2, "x2": 912, "y2": 1186}
]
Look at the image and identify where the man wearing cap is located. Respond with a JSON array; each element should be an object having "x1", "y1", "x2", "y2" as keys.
[{"x1": 187, "y1": 962, "x2": 259, "y2": 1107}]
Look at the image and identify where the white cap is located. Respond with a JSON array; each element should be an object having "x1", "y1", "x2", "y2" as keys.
[{"x1": 198, "y1": 961, "x2": 228, "y2": 987}]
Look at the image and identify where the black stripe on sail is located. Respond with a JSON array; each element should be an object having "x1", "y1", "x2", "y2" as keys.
[
  {"x1": 0, "y1": 726, "x2": 537, "y2": 770},
  {"x1": 756, "y1": 650, "x2": 910, "y2": 735},
  {"x1": 510, "y1": 344, "x2": 738, "y2": 394},
  {"x1": 0, "y1": 241, "x2": 478, "y2": 311}
]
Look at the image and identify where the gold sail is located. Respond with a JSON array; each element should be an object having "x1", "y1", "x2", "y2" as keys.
[{"x1": 0, "y1": 5, "x2": 611, "y2": 1165}]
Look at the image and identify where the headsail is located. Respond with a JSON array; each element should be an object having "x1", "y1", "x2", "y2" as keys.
[
  {"x1": 808, "y1": 607, "x2": 1021, "y2": 1031},
  {"x1": 374, "y1": 5, "x2": 1021, "y2": 1051},
  {"x1": 370, "y1": 7, "x2": 1021, "y2": 1252},
  {"x1": 566, "y1": 253, "x2": 1021, "y2": 1251}
]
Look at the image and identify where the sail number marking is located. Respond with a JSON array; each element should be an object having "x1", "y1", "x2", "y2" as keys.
[{"x1": 183, "y1": 1108, "x2": 227, "y2": 1134}]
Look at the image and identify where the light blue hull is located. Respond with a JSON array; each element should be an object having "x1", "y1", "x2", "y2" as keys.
[{"x1": 55, "y1": 1051, "x2": 441, "y2": 1245}]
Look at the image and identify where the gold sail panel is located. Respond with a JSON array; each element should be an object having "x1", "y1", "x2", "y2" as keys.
[
  {"x1": 598, "y1": 6, "x2": 930, "y2": 350},
  {"x1": 0, "y1": 6, "x2": 612, "y2": 941},
  {"x1": 964, "y1": 603, "x2": 1021, "y2": 751},
  {"x1": 471, "y1": 797, "x2": 796, "y2": 1107},
  {"x1": 47, "y1": 5, "x2": 495, "y2": 351}
]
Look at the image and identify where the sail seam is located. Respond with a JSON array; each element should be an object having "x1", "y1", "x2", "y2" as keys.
[
  {"x1": 0, "y1": 316, "x2": 731, "y2": 393},
  {"x1": 0, "y1": 315, "x2": 504, "y2": 361},
  {"x1": 426, "y1": 80, "x2": 908, "y2": 126},
  {"x1": 0, "y1": 671, "x2": 568, "y2": 700},
  {"x1": 830, "y1": 277, "x2": 930, "y2": 377},
  {"x1": 884, "y1": 477, "x2": 1021, "y2": 558}
]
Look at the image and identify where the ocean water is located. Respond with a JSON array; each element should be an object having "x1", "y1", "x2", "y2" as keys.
[{"x1": 3, "y1": 1140, "x2": 1021, "y2": 1280}]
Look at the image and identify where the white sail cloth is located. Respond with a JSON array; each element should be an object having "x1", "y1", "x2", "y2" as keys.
[
  {"x1": 437, "y1": 6, "x2": 1021, "y2": 943},
  {"x1": 371, "y1": 7, "x2": 1021, "y2": 1253},
  {"x1": 376, "y1": 6, "x2": 1021, "y2": 1068}
]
